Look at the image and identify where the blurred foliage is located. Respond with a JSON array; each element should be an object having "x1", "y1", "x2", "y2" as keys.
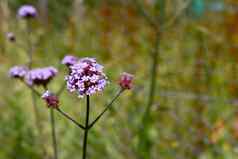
[{"x1": 1, "y1": 0, "x2": 238, "y2": 159}]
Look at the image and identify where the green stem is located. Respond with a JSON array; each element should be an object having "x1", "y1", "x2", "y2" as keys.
[
  {"x1": 26, "y1": 20, "x2": 33, "y2": 68},
  {"x1": 137, "y1": 30, "x2": 161, "y2": 159},
  {"x1": 56, "y1": 108, "x2": 85, "y2": 130},
  {"x1": 56, "y1": 83, "x2": 66, "y2": 97},
  {"x1": 25, "y1": 21, "x2": 46, "y2": 156},
  {"x1": 31, "y1": 91, "x2": 45, "y2": 153},
  {"x1": 143, "y1": 31, "x2": 160, "y2": 121},
  {"x1": 133, "y1": 1, "x2": 164, "y2": 158},
  {"x1": 88, "y1": 89, "x2": 123, "y2": 129},
  {"x1": 82, "y1": 95, "x2": 90, "y2": 159},
  {"x1": 50, "y1": 109, "x2": 58, "y2": 159}
]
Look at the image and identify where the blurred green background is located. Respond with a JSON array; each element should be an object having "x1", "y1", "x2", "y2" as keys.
[{"x1": 1, "y1": 0, "x2": 238, "y2": 158}]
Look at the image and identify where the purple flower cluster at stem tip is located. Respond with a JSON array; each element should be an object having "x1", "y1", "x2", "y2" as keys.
[
  {"x1": 65, "y1": 57, "x2": 107, "y2": 97},
  {"x1": 18, "y1": 5, "x2": 37, "y2": 18},
  {"x1": 9, "y1": 66, "x2": 28, "y2": 79},
  {"x1": 25, "y1": 67, "x2": 58, "y2": 86},
  {"x1": 62, "y1": 55, "x2": 78, "y2": 66},
  {"x1": 9, "y1": 65, "x2": 57, "y2": 87}
]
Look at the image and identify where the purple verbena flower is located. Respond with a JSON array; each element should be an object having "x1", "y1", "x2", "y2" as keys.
[
  {"x1": 25, "y1": 67, "x2": 58, "y2": 86},
  {"x1": 18, "y1": 5, "x2": 37, "y2": 19},
  {"x1": 61, "y1": 55, "x2": 78, "y2": 66},
  {"x1": 119, "y1": 72, "x2": 134, "y2": 90},
  {"x1": 65, "y1": 57, "x2": 107, "y2": 97},
  {"x1": 42, "y1": 90, "x2": 59, "y2": 108},
  {"x1": 9, "y1": 65, "x2": 28, "y2": 79}
]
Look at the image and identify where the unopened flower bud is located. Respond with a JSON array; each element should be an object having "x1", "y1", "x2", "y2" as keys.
[
  {"x1": 6, "y1": 32, "x2": 16, "y2": 42},
  {"x1": 42, "y1": 91, "x2": 59, "y2": 108},
  {"x1": 119, "y1": 72, "x2": 134, "y2": 90}
]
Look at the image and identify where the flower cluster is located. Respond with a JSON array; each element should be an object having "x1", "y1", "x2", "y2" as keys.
[
  {"x1": 25, "y1": 67, "x2": 58, "y2": 86},
  {"x1": 119, "y1": 72, "x2": 134, "y2": 90},
  {"x1": 61, "y1": 55, "x2": 78, "y2": 67},
  {"x1": 65, "y1": 57, "x2": 107, "y2": 97},
  {"x1": 9, "y1": 66, "x2": 28, "y2": 79},
  {"x1": 18, "y1": 5, "x2": 37, "y2": 18},
  {"x1": 42, "y1": 90, "x2": 59, "y2": 108}
]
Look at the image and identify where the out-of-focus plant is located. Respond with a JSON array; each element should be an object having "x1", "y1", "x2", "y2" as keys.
[
  {"x1": 132, "y1": 0, "x2": 190, "y2": 158},
  {"x1": 8, "y1": 4, "x2": 59, "y2": 159}
]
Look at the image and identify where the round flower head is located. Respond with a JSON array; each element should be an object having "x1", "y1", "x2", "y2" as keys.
[
  {"x1": 42, "y1": 90, "x2": 59, "y2": 108},
  {"x1": 9, "y1": 65, "x2": 28, "y2": 79},
  {"x1": 25, "y1": 67, "x2": 58, "y2": 86},
  {"x1": 6, "y1": 32, "x2": 16, "y2": 42},
  {"x1": 18, "y1": 5, "x2": 37, "y2": 19},
  {"x1": 61, "y1": 55, "x2": 78, "y2": 66},
  {"x1": 65, "y1": 57, "x2": 107, "y2": 97},
  {"x1": 119, "y1": 72, "x2": 134, "y2": 90}
]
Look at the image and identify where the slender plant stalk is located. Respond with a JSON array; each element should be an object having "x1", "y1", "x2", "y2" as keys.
[
  {"x1": 26, "y1": 21, "x2": 33, "y2": 68},
  {"x1": 50, "y1": 108, "x2": 58, "y2": 159},
  {"x1": 137, "y1": 30, "x2": 161, "y2": 159},
  {"x1": 54, "y1": 90, "x2": 122, "y2": 158},
  {"x1": 43, "y1": 85, "x2": 59, "y2": 159},
  {"x1": 31, "y1": 91, "x2": 44, "y2": 146},
  {"x1": 56, "y1": 108, "x2": 85, "y2": 130},
  {"x1": 82, "y1": 95, "x2": 90, "y2": 159},
  {"x1": 133, "y1": 1, "x2": 163, "y2": 158},
  {"x1": 143, "y1": 31, "x2": 160, "y2": 120},
  {"x1": 89, "y1": 89, "x2": 124, "y2": 129},
  {"x1": 56, "y1": 83, "x2": 66, "y2": 97},
  {"x1": 25, "y1": 21, "x2": 46, "y2": 156}
]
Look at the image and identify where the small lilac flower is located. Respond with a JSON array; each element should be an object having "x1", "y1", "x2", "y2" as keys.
[
  {"x1": 65, "y1": 57, "x2": 107, "y2": 97},
  {"x1": 18, "y1": 5, "x2": 37, "y2": 19},
  {"x1": 6, "y1": 32, "x2": 16, "y2": 42},
  {"x1": 119, "y1": 72, "x2": 134, "y2": 90},
  {"x1": 61, "y1": 55, "x2": 78, "y2": 66},
  {"x1": 9, "y1": 65, "x2": 28, "y2": 79},
  {"x1": 25, "y1": 67, "x2": 58, "y2": 86},
  {"x1": 42, "y1": 90, "x2": 59, "y2": 108}
]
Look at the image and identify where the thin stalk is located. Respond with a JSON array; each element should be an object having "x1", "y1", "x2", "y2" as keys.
[
  {"x1": 43, "y1": 85, "x2": 59, "y2": 159},
  {"x1": 25, "y1": 21, "x2": 45, "y2": 156},
  {"x1": 134, "y1": 0, "x2": 158, "y2": 28},
  {"x1": 56, "y1": 83, "x2": 65, "y2": 97},
  {"x1": 133, "y1": 1, "x2": 163, "y2": 158},
  {"x1": 20, "y1": 79, "x2": 42, "y2": 97},
  {"x1": 26, "y1": 21, "x2": 33, "y2": 68},
  {"x1": 137, "y1": 30, "x2": 161, "y2": 159},
  {"x1": 56, "y1": 108, "x2": 85, "y2": 130},
  {"x1": 31, "y1": 90, "x2": 46, "y2": 156},
  {"x1": 82, "y1": 95, "x2": 90, "y2": 159},
  {"x1": 88, "y1": 89, "x2": 124, "y2": 129},
  {"x1": 143, "y1": 30, "x2": 161, "y2": 122},
  {"x1": 50, "y1": 108, "x2": 58, "y2": 159}
]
